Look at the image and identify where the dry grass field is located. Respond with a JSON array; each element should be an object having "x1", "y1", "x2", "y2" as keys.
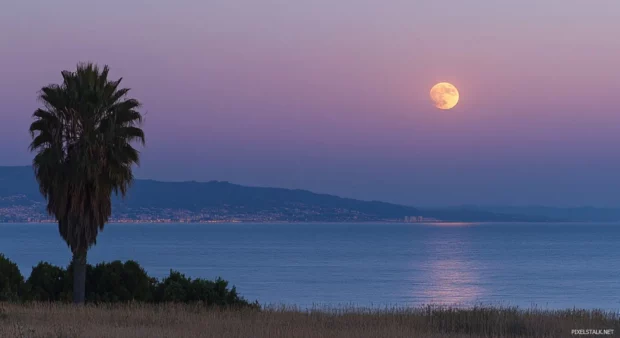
[{"x1": 0, "y1": 302, "x2": 618, "y2": 338}]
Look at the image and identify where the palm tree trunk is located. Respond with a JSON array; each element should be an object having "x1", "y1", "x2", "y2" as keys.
[{"x1": 72, "y1": 250, "x2": 87, "y2": 304}]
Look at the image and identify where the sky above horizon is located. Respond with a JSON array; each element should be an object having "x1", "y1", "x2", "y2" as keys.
[{"x1": 1, "y1": 0, "x2": 619, "y2": 207}]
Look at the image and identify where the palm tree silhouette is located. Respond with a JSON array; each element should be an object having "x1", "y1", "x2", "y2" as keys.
[{"x1": 28, "y1": 63, "x2": 145, "y2": 303}]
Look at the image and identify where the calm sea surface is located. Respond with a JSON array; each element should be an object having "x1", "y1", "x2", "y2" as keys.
[{"x1": 1, "y1": 222, "x2": 619, "y2": 310}]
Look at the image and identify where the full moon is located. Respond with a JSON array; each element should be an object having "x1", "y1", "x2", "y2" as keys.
[{"x1": 430, "y1": 82, "x2": 459, "y2": 110}]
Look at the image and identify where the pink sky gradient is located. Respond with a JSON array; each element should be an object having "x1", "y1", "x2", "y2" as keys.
[{"x1": 1, "y1": 0, "x2": 619, "y2": 206}]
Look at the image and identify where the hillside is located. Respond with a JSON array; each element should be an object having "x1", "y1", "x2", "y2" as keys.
[{"x1": 0, "y1": 166, "x2": 545, "y2": 222}]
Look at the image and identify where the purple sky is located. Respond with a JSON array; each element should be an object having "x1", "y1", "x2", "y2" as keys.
[{"x1": 1, "y1": 0, "x2": 619, "y2": 206}]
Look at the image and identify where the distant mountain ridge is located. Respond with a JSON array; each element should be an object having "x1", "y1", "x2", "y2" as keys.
[{"x1": 0, "y1": 166, "x2": 566, "y2": 222}]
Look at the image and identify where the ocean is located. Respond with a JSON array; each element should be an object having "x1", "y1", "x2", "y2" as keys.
[{"x1": 1, "y1": 222, "x2": 619, "y2": 310}]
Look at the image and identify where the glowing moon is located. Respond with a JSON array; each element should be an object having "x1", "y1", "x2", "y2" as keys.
[{"x1": 430, "y1": 82, "x2": 459, "y2": 110}]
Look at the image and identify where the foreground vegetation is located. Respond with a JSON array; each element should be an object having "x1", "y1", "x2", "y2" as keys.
[
  {"x1": 0, "y1": 302, "x2": 618, "y2": 338},
  {"x1": 0, "y1": 254, "x2": 255, "y2": 308}
]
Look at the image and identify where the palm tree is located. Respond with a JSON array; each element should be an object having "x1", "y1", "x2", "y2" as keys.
[{"x1": 28, "y1": 63, "x2": 145, "y2": 303}]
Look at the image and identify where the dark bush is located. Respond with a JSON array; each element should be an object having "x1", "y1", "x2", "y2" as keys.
[
  {"x1": 154, "y1": 270, "x2": 191, "y2": 302},
  {"x1": 190, "y1": 277, "x2": 242, "y2": 306},
  {"x1": 87, "y1": 260, "x2": 153, "y2": 302},
  {"x1": 154, "y1": 270, "x2": 256, "y2": 308},
  {"x1": 0, "y1": 254, "x2": 24, "y2": 301},
  {"x1": 0, "y1": 253, "x2": 257, "y2": 309},
  {"x1": 25, "y1": 262, "x2": 69, "y2": 301}
]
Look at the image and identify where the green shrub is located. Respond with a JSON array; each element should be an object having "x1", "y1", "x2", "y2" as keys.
[
  {"x1": 155, "y1": 270, "x2": 256, "y2": 308},
  {"x1": 25, "y1": 262, "x2": 69, "y2": 301},
  {"x1": 0, "y1": 254, "x2": 24, "y2": 301},
  {"x1": 87, "y1": 260, "x2": 152, "y2": 302},
  {"x1": 189, "y1": 277, "x2": 242, "y2": 306},
  {"x1": 0, "y1": 253, "x2": 258, "y2": 309},
  {"x1": 155, "y1": 270, "x2": 191, "y2": 302}
]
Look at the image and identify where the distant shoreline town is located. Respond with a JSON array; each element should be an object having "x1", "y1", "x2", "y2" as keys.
[
  {"x1": 0, "y1": 216, "x2": 442, "y2": 224},
  {"x1": 3, "y1": 166, "x2": 620, "y2": 223}
]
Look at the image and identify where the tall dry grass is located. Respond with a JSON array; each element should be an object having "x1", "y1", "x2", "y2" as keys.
[{"x1": 0, "y1": 302, "x2": 618, "y2": 338}]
